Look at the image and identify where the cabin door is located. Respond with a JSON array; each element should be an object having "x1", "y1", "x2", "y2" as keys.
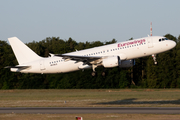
[
  {"x1": 40, "y1": 60, "x2": 45, "y2": 70},
  {"x1": 147, "y1": 37, "x2": 153, "y2": 48}
]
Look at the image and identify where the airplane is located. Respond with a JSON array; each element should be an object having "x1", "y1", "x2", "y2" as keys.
[{"x1": 5, "y1": 36, "x2": 176, "y2": 76}]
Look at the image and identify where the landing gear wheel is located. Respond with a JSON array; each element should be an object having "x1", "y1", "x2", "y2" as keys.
[
  {"x1": 102, "y1": 71, "x2": 106, "y2": 76},
  {"x1": 92, "y1": 71, "x2": 96, "y2": 76}
]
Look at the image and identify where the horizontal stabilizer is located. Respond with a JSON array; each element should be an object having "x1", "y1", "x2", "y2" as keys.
[{"x1": 5, "y1": 66, "x2": 30, "y2": 69}]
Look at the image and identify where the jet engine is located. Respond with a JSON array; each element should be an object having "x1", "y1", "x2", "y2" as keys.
[
  {"x1": 120, "y1": 59, "x2": 135, "y2": 68},
  {"x1": 102, "y1": 56, "x2": 120, "y2": 68}
]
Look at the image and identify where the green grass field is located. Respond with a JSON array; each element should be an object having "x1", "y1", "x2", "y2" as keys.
[
  {"x1": 1, "y1": 114, "x2": 180, "y2": 120},
  {"x1": 0, "y1": 89, "x2": 180, "y2": 120},
  {"x1": 0, "y1": 89, "x2": 180, "y2": 107}
]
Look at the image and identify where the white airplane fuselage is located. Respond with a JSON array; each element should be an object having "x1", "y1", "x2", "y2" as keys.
[{"x1": 8, "y1": 36, "x2": 176, "y2": 74}]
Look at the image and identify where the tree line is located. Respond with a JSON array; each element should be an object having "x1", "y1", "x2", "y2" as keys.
[{"x1": 0, "y1": 34, "x2": 180, "y2": 89}]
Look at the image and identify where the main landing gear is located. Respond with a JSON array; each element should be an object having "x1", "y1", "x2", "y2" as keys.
[
  {"x1": 91, "y1": 71, "x2": 106, "y2": 77},
  {"x1": 91, "y1": 65, "x2": 97, "y2": 76},
  {"x1": 91, "y1": 65, "x2": 106, "y2": 77},
  {"x1": 152, "y1": 54, "x2": 157, "y2": 64},
  {"x1": 101, "y1": 71, "x2": 106, "y2": 76},
  {"x1": 92, "y1": 71, "x2": 96, "y2": 76}
]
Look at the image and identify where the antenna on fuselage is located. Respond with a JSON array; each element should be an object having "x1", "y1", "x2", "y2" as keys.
[{"x1": 150, "y1": 22, "x2": 152, "y2": 36}]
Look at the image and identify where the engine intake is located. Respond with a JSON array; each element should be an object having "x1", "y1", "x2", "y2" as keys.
[{"x1": 102, "y1": 56, "x2": 120, "y2": 68}]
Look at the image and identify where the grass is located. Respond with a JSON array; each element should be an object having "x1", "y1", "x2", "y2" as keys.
[
  {"x1": 0, "y1": 89, "x2": 180, "y2": 120},
  {"x1": 0, "y1": 89, "x2": 180, "y2": 107},
  {"x1": 1, "y1": 114, "x2": 180, "y2": 120}
]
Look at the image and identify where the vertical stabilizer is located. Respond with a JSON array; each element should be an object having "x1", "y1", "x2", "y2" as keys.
[{"x1": 8, "y1": 37, "x2": 41, "y2": 64}]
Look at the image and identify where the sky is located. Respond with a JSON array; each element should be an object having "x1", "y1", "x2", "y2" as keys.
[{"x1": 0, "y1": 0, "x2": 180, "y2": 43}]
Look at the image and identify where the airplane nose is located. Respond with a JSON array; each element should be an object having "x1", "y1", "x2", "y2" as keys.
[
  {"x1": 171, "y1": 40, "x2": 176, "y2": 48},
  {"x1": 166, "y1": 40, "x2": 176, "y2": 50}
]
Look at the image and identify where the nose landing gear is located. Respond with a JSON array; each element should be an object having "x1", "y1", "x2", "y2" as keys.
[{"x1": 152, "y1": 54, "x2": 157, "y2": 64}]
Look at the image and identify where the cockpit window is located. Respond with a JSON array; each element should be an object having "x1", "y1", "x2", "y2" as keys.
[{"x1": 159, "y1": 38, "x2": 168, "y2": 42}]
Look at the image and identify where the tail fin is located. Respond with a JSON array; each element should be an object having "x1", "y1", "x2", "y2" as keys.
[{"x1": 8, "y1": 37, "x2": 41, "y2": 64}]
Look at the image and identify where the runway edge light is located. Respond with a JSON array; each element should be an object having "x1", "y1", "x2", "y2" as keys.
[{"x1": 76, "y1": 116, "x2": 83, "y2": 120}]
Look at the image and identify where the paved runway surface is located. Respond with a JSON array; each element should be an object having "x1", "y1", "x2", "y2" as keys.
[{"x1": 0, "y1": 107, "x2": 180, "y2": 114}]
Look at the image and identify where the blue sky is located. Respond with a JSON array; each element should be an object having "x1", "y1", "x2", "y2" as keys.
[{"x1": 0, "y1": 0, "x2": 180, "y2": 43}]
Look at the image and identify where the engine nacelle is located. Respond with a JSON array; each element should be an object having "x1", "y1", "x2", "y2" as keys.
[
  {"x1": 120, "y1": 59, "x2": 135, "y2": 68},
  {"x1": 102, "y1": 56, "x2": 120, "y2": 68}
]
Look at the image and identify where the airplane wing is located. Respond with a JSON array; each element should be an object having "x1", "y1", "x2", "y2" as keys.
[{"x1": 55, "y1": 54, "x2": 104, "y2": 64}]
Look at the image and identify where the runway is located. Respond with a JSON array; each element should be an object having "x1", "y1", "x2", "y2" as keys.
[{"x1": 0, "y1": 107, "x2": 180, "y2": 114}]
